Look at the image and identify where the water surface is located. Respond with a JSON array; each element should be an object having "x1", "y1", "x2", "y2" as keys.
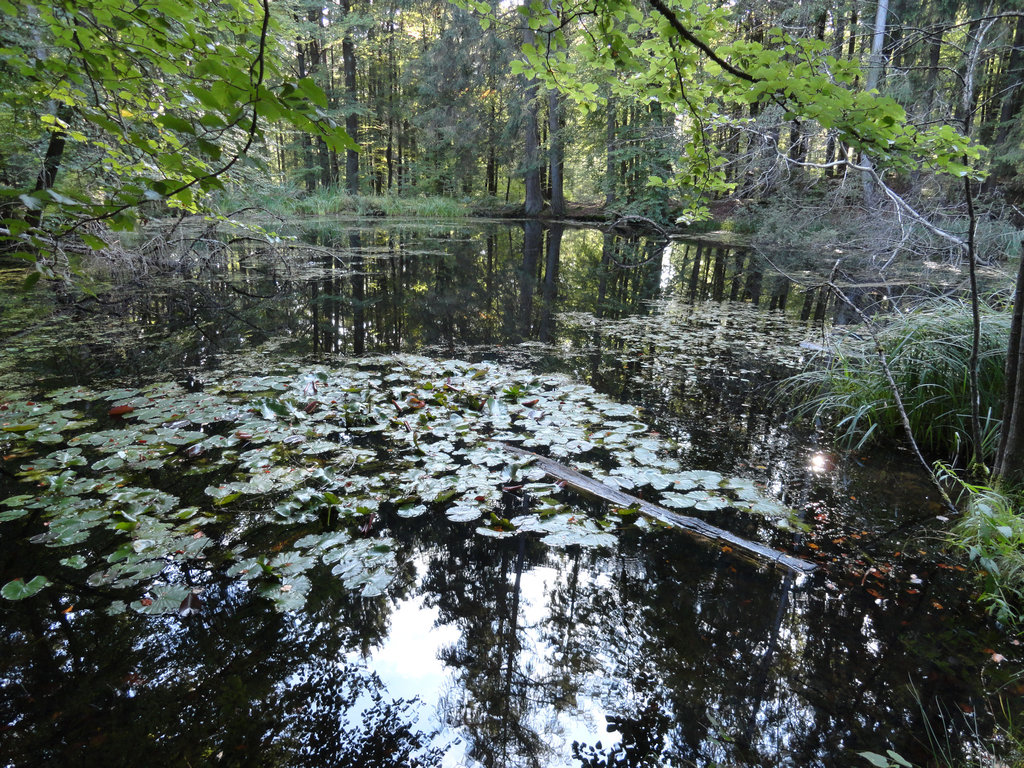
[{"x1": 0, "y1": 219, "x2": 1017, "y2": 768}]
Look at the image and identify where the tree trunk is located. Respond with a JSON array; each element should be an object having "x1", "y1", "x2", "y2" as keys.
[
  {"x1": 924, "y1": 34, "x2": 942, "y2": 116},
  {"x1": 497, "y1": 443, "x2": 817, "y2": 574},
  {"x1": 861, "y1": 0, "x2": 889, "y2": 208},
  {"x1": 604, "y1": 95, "x2": 617, "y2": 208},
  {"x1": 548, "y1": 88, "x2": 565, "y2": 217},
  {"x1": 342, "y1": 0, "x2": 359, "y2": 195},
  {"x1": 296, "y1": 41, "x2": 316, "y2": 193},
  {"x1": 521, "y1": 26, "x2": 543, "y2": 217},
  {"x1": 996, "y1": 251, "x2": 1024, "y2": 487},
  {"x1": 996, "y1": 16, "x2": 1024, "y2": 145},
  {"x1": 25, "y1": 104, "x2": 71, "y2": 230}
]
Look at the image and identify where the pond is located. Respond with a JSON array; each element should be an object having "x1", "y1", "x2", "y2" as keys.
[{"x1": 0, "y1": 219, "x2": 1019, "y2": 768}]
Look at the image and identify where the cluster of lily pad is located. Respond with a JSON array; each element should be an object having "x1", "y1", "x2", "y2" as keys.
[
  {"x1": 559, "y1": 298, "x2": 812, "y2": 386},
  {"x1": 0, "y1": 355, "x2": 796, "y2": 613}
]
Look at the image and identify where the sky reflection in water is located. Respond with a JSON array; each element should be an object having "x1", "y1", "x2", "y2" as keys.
[{"x1": 0, "y1": 220, "x2": 1018, "y2": 768}]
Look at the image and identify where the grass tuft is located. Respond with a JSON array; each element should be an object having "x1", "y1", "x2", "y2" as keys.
[
  {"x1": 783, "y1": 299, "x2": 1010, "y2": 463},
  {"x1": 212, "y1": 182, "x2": 472, "y2": 220}
]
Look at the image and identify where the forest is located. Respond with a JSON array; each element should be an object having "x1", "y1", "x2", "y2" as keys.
[
  {"x1": 3, "y1": 0, "x2": 1024, "y2": 766},
  {"x1": 2, "y1": 0, "x2": 1019, "y2": 221}
]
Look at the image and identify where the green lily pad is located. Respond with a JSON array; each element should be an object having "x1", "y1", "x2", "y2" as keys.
[
  {"x1": 130, "y1": 584, "x2": 193, "y2": 615},
  {"x1": 2, "y1": 575, "x2": 51, "y2": 600},
  {"x1": 259, "y1": 575, "x2": 312, "y2": 612}
]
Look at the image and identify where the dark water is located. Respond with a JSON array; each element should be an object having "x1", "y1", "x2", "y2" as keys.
[{"x1": 0, "y1": 220, "x2": 1019, "y2": 768}]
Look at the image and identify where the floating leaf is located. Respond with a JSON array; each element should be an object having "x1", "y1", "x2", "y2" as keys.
[
  {"x1": 446, "y1": 504, "x2": 483, "y2": 523},
  {"x1": 397, "y1": 503, "x2": 428, "y2": 518},
  {"x1": 258, "y1": 575, "x2": 311, "y2": 612},
  {"x1": 60, "y1": 555, "x2": 88, "y2": 569},
  {"x1": 857, "y1": 753, "x2": 891, "y2": 768},
  {"x1": 2, "y1": 575, "x2": 51, "y2": 600},
  {"x1": 130, "y1": 585, "x2": 193, "y2": 615}
]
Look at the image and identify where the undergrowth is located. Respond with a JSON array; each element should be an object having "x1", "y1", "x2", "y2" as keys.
[
  {"x1": 214, "y1": 182, "x2": 472, "y2": 219},
  {"x1": 786, "y1": 297, "x2": 1024, "y2": 631},
  {"x1": 942, "y1": 467, "x2": 1024, "y2": 629},
  {"x1": 784, "y1": 298, "x2": 1010, "y2": 464}
]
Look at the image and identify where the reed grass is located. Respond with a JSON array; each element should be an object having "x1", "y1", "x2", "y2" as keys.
[
  {"x1": 214, "y1": 183, "x2": 472, "y2": 219},
  {"x1": 785, "y1": 299, "x2": 1011, "y2": 463}
]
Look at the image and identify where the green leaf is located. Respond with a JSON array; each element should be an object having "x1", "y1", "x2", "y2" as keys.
[
  {"x1": 156, "y1": 114, "x2": 195, "y2": 134},
  {"x1": 295, "y1": 77, "x2": 328, "y2": 109},
  {"x1": 858, "y1": 752, "x2": 893, "y2": 768},
  {"x1": 131, "y1": 584, "x2": 191, "y2": 615},
  {"x1": 80, "y1": 233, "x2": 108, "y2": 250},
  {"x1": 2, "y1": 576, "x2": 52, "y2": 600},
  {"x1": 196, "y1": 139, "x2": 222, "y2": 160},
  {"x1": 21, "y1": 271, "x2": 41, "y2": 291}
]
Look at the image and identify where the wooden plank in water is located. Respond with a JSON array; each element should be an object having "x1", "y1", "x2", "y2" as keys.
[{"x1": 497, "y1": 443, "x2": 817, "y2": 575}]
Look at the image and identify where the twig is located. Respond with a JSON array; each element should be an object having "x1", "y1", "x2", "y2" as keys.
[
  {"x1": 824, "y1": 261, "x2": 959, "y2": 516},
  {"x1": 604, "y1": 214, "x2": 670, "y2": 238}
]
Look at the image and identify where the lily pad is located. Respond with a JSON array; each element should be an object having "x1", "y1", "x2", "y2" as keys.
[
  {"x1": 446, "y1": 504, "x2": 483, "y2": 523},
  {"x1": 1, "y1": 575, "x2": 51, "y2": 600},
  {"x1": 130, "y1": 584, "x2": 192, "y2": 615}
]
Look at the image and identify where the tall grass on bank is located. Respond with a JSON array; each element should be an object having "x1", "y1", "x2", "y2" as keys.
[
  {"x1": 214, "y1": 183, "x2": 472, "y2": 219},
  {"x1": 785, "y1": 299, "x2": 1011, "y2": 463}
]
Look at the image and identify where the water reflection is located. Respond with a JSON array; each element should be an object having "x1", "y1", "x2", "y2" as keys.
[
  {"x1": 2, "y1": 511, "x2": 1001, "y2": 767},
  {"x1": 3, "y1": 222, "x2": 898, "y2": 392},
  {"x1": 1, "y1": 220, "x2": 1018, "y2": 767}
]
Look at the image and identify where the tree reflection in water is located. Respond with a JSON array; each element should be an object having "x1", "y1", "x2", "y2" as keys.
[
  {"x1": 0, "y1": 562, "x2": 442, "y2": 768},
  {"x1": 0, "y1": 221, "x2": 1014, "y2": 767}
]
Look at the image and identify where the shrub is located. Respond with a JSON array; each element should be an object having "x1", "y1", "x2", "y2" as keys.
[{"x1": 947, "y1": 475, "x2": 1024, "y2": 627}]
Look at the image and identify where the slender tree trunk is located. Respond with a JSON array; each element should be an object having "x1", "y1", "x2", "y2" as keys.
[
  {"x1": 397, "y1": 121, "x2": 405, "y2": 192},
  {"x1": 342, "y1": 0, "x2": 359, "y2": 195},
  {"x1": 296, "y1": 42, "x2": 316, "y2": 193},
  {"x1": 861, "y1": 0, "x2": 889, "y2": 208},
  {"x1": 996, "y1": 250, "x2": 1024, "y2": 486},
  {"x1": 924, "y1": 34, "x2": 943, "y2": 116},
  {"x1": 306, "y1": 13, "x2": 332, "y2": 189},
  {"x1": 486, "y1": 102, "x2": 498, "y2": 197},
  {"x1": 604, "y1": 96, "x2": 617, "y2": 208},
  {"x1": 521, "y1": 26, "x2": 543, "y2": 216},
  {"x1": 386, "y1": 23, "x2": 396, "y2": 192},
  {"x1": 960, "y1": 18, "x2": 997, "y2": 467},
  {"x1": 824, "y1": 10, "x2": 848, "y2": 177},
  {"x1": 965, "y1": 176, "x2": 983, "y2": 463}
]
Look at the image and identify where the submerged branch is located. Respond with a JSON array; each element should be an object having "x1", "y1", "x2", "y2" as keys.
[{"x1": 497, "y1": 443, "x2": 817, "y2": 575}]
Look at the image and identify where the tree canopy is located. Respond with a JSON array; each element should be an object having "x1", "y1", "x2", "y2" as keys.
[{"x1": 0, "y1": 0, "x2": 352, "y2": 279}]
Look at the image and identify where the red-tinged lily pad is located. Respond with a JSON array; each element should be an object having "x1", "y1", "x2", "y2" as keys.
[
  {"x1": 108, "y1": 405, "x2": 135, "y2": 417},
  {"x1": 178, "y1": 591, "x2": 202, "y2": 618}
]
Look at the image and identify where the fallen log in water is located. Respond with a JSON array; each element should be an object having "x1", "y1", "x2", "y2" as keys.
[{"x1": 497, "y1": 443, "x2": 817, "y2": 575}]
